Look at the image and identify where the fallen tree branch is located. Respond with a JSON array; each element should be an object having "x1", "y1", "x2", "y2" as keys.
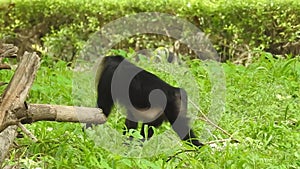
[
  {"x1": 24, "y1": 104, "x2": 106, "y2": 124},
  {"x1": 0, "y1": 119, "x2": 19, "y2": 133},
  {"x1": 0, "y1": 117, "x2": 38, "y2": 142},
  {"x1": 0, "y1": 126, "x2": 17, "y2": 163},
  {"x1": 0, "y1": 104, "x2": 106, "y2": 132},
  {"x1": 0, "y1": 52, "x2": 40, "y2": 124},
  {"x1": 0, "y1": 52, "x2": 40, "y2": 164}
]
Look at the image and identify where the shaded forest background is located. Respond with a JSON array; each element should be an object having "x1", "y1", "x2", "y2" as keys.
[{"x1": 0, "y1": 0, "x2": 299, "y2": 63}]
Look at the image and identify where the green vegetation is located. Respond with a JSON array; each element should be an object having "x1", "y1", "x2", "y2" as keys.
[
  {"x1": 1, "y1": 54, "x2": 299, "y2": 168},
  {"x1": 0, "y1": 0, "x2": 299, "y2": 61},
  {"x1": 0, "y1": 0, "x2": 299, "y2": 168}
]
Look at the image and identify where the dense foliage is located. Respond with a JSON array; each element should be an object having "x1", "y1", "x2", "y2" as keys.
[{"x1": 0, "y1": 0, "x2": 300, "y2": 61}]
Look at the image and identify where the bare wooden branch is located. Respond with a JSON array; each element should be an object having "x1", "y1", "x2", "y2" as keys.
[
  {"x1": 189, "y1": 100, "x2": 239, "y2": 142},
  {"x1": 0, "y1": 82, "x2": 8, "y2": 86},
  {"x1": 0, "y1": 119, "x2": 19, "y2": 133},
  {"x1": 0, "y1": 52, "x2": 40, "y2": 125},
  {"x1": 198, "y1": 116, "x2": 232, "y2": 138},
  {"x1": 25, "y1": 104, "x2": 106, "y2": 124},
  {"x1": 0, "y1": 104, "x2": 105, "y2": 132},
  {"x1": 0, "y1": 126, "x2": 17, "y2": 162},
  {"x1": 17, "y1": 122, "x2": 38, "y2": 142},
  {"x1": 0, "y1": 64, "x2": 11, "y2": 70},
  {"x1": 0, "y1": 52, "x2": 40, "y2": 164}
]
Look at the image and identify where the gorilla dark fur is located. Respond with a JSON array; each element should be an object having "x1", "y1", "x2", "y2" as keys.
[{"x1": 87, "y1": 55, "x2": 203, "y2": 147}]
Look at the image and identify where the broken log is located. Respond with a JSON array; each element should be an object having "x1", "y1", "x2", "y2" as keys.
[
  {"x1": 25, "y1": 104, "x2": 106, "y2": 124},
  {"x1": 0, "y1": 52, "x2": 40, "y2": 163},
  {"x1": 0, "y1": 104, "x2": 106, "y2": 133}
]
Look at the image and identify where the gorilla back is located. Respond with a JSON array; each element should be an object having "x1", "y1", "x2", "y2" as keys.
[{"x1": 90, "y1": 55, "x2": 203, "y2": 147}]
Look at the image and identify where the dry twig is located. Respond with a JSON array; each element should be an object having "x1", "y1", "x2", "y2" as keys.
[
  {"x1": 189, "y1": 100, "x2": 239, "y2": 143},
  {"x1": 17, "y1": 122, "x2": 38, "y2": 142}
]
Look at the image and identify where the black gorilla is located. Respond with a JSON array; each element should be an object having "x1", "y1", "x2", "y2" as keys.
[{"x1": 87, "y1": 55, "x2": 203, "y2": 147}]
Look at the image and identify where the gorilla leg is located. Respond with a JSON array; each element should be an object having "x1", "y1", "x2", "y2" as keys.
[
  {"x1": 140, "y1": 115, "x2": 165, "y2": 139},
  {"x1": 123, "y1": 112, "x2": 138, "y2": 135}
]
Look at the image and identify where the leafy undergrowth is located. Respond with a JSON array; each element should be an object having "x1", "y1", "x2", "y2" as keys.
[
  {"x1": 1, "y1": 0, "x2": 300, "y2": 61},
  {"x1": 1, "y1": 54, "x2": 299, "y2": 168}
]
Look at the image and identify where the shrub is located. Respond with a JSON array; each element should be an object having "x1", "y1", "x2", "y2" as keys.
[{"x1": 0, "y1": 0, "x2": 299, "y2": 61}]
